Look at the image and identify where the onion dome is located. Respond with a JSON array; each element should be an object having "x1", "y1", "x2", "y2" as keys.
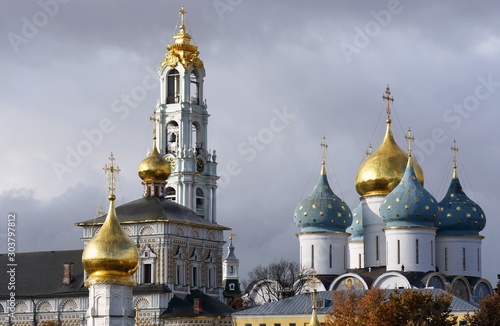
[
  {"x1": 138, "y1": 136, "x2": 171, "y2": 183},
  {"x1": 380, "y1": 158, "x2": 438, "y2": 227},
  {"x1": 437, "y1": 145, "x2": 486, "y2": 235},
  {"x1": 355, "y1": 86, "x2": 424, "y2": 197},
  {"x1": 82, "y1": 154, "x2": 139, "y2": 287},
  {"x1": 347, "y1": 202, "x2": 364, "y2": 241},
  {"x1": 294, "y1": 161, "x2": 352, "y2": 232}
]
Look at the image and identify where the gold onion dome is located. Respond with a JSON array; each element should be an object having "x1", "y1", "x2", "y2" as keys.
[
  {"x1": 82, "y1": 154, "x2": 139, "y2": 287},
  {"x1": 355, "y1": 86, "x2": 424, "y2": 197},
  {"x1": 138, "y1": 141, "x2": 171, "y2": 183}
]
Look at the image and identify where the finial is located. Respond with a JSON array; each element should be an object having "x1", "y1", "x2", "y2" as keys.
[
  {"x1": 382, "y1": 84, "x2": 394, "y2": 122},
  {"x1": 150, "y1": 112, "x2": 159, "y2": 141},
  {"x1": 451, "y1": 139, "x2": 459, "y2": 179},
  {"x1": 365, "y1": 143, "x2": 373, "y2": 157},
  {"x1": 320, "y1": 137, "x2": 328, "y2": 175},
  {"x1": 179, "y1": 6, "x2": 187, "y2": 32},
  {"x1": 103, "y1": 152, "x2": 120, "y2": 201},
  {"x1": 229, "y1": 233, "x2": 236, "y2": 241},
  {"x1": 405, "y1": 128, "x2": 414, "y2": 158}
]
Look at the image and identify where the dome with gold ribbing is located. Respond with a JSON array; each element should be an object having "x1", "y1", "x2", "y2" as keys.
[
  {"x1": 355, "y1": 86, "x2": 424, "y2": 197},
  {"x1": 82, "y1": 154, "x2": 139, "y2": 287},
  {"x1": 138, "y1": 115, "x2": 171, "y2": 183}
]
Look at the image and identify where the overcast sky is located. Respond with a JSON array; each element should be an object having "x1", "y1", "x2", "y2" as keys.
[{"x1": 1, "y1": 1, "x2": 499, "y2": 287}]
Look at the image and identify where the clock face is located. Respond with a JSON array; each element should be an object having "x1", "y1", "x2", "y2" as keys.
[
  {"x1": 197, "y1": 157, "x2": 205, "y2": 173},
  {"x1": 165, "y1": 155, "x2": 176, "y2": 172}
]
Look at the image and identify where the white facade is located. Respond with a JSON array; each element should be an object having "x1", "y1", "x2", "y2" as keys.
[
  {"x1": 436, "y1": 235, "x2": 483, "y2": 278},
  {"x1": 384, "y1": 227, "x2": 437, "y2": 273},
  {"x1": 361, "y1": 196, "x2": 386, "y2": 268},
  {"x1": 347, "y1": 239, "x2": 364, "y2": 270},
  {"x1": 86, "y1": 284, "x2": 135, "y2": 326},
  {"x1": 298, "y1": 232, "x2": 349, "y2": 276}
]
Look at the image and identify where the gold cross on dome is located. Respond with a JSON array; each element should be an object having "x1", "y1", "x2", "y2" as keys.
[
  {"x1": 320, "y1": 136, "x2": 328, "y2": 164},
  {"x1": 405, "y1": 128, "x2": 415, "y2": 157},
  {"x1": 382, "y1": 84, "x2": 394, "y2": 119},
  {"x1": 150, "y1": 112, "x2": 159, "y2": 140},
  {"x1": 365, "y1": 143, "x2": 373, "y2": 157},
  {"x1": 229, "y1": 233, "x2": 237, "y2": 241},
  {"x1": 103, "y1": 152, "x2": 120, "y2": 199},
  {"x1": 179, "y1": 6, "x2": 187, "y2": 26}
]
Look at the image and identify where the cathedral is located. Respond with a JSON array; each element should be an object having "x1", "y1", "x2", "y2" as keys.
[{"x1": 293, "y1": 86, "x2": 492, "y2": 303}]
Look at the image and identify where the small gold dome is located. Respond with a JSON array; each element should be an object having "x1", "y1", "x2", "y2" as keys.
[
  {"x1": 355, "y1": 120, "x2": 424, "y2": 197},
  {"x1": 138, "y1": 143, "x2": 171, "y2": 183},
  {"x1": 82, "y1": 197, "x2": 139, "y2": 286}
]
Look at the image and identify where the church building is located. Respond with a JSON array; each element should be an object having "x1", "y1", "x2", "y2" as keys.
[{"x1": 294, "y1": 86, "x2": 492, "y2": 304}]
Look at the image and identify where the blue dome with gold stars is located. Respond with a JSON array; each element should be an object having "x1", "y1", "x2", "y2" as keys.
[
  {"x1": 294, "y1": 162, "x2": 352, "y2": 232},
  {"x1": 380, "y1": 159, "x2": 438, "y2": 227},
  {"x1": 437, "y1": 169, "x2": 485, "y2": 235},
  {"x1": 347, "y1": 202, "x2": 364, "y2": 241}
]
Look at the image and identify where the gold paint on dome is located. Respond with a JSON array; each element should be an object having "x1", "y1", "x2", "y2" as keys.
[
  {"x1": 320, "y1": 211, "x2": 324, "y2": 216},
  {"x1": 456, "y1": 206, "x2": 462, "y2": 211},
  {"x1": 160, "y1": 7, "x2": 204, "y2": 70},
  {"x1": 327, "y1": 204, "x2": 333, "y2": 209},
  {"x1": 304, "y1": 212, "x2": 308, "y2": 216},
  {"x1": 355, "y1": 120, "x2": 424, "y2": 197},
  {"x1": 138, "y1": 114, "x2": 171, "y2": 183},
  {"x1": 312, "y1": 204, "x2": 317, "y2": 209},
  {"x1": 82, "y1": 154, "x2": 139, "y2": 287}
]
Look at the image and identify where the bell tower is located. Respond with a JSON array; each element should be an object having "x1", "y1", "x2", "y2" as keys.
[{"x1": 155, "y1": 7, "x2": 218, "y2": 223}]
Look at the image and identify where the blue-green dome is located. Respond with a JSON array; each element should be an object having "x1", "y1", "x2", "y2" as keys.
[
  {"x1": 437, "y1": 170, "x2": 485, "y2": 235},
  {"x1": 380, "y1": 160, "x2": 438, "y2": 227},
  {"x1": 347, "y1": 202, "x2": 364, "y2": 241},
  {"x1": 294, "y1": 163, "x2": 352, "y2": 232}
]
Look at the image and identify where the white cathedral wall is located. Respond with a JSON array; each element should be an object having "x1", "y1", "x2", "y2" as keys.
[
  {"x1": 435, "y1": 235, "x2": 483, "y2": 278},
  {"x1": 347, "y1": 240, "x2": 364, "y2": 269},
  {"x1": 87, "y1": 284, "x2": 135, "y2": 326},
  {"x1": 385, "y1": 227, "x2": 436, "y2": 273},
  {"x1": 361, "y1": 196, "x2": 387, "y2": 267},
  {"x1": 299, "y1": 232, "x2": 349, "y2": 275}
]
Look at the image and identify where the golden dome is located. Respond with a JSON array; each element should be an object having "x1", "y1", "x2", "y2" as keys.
[
  {"x1": 138, "y1": 142, "x2": 171, "y2": 183},
  {"x1": 82, "y1": 197, "x2": 139, "y2": 287},
  {"x1": 355, "y1": 120, "x2": 424, "y2": 197}
]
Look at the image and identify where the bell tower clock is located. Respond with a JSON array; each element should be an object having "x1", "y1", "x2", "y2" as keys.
[{"x1": 154, "y1": 7, "x2": 218, "y2": 223}]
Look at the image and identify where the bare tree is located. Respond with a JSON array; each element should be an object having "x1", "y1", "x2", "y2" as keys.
[{"x1": 245, "y1": 259, "x2": 311, "y2": 306}]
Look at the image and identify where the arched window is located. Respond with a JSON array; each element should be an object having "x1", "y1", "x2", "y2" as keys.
[
  {"x1": 166, "y1": 187, "x2": 176, "y2": 202},
  {"x1": 166, "y1": 121, "x2": 179, "y2": 154},
  {"x1": 196, "y1": 188, "x2": 204, "y2": 216},
  {"x1": 191, "y1": 121, "x2": 202, "y2": 152},
  {"x1": 167, "y1": 69, "x2": 180, "y2": 104},
  {"x1": 190, "y1": 72, "x2": 199, "y2": 104}
]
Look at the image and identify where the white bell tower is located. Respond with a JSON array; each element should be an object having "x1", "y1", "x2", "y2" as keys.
[{"x1": 155, "y1": 7, "x2": 218, "y2": 223}]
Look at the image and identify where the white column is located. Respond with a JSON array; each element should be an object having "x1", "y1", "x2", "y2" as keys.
[
  {"x1": 87, "y1": 284, "x2": 135, "y2": 326},
  {"x1": 362, "y1": 196, "x2": 387, "y2": 268}
]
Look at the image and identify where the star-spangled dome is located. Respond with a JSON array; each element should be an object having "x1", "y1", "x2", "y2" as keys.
[{"x1": 347, "y1": 202, "x2": 364, "y2": 241}]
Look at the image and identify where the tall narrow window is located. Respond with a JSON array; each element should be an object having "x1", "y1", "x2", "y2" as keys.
[
  {"x1": 208, "y1": 268, "x2": 213, "y2": 287},
  {"x1": 462, "y1": 248, "x2": 466, "y2": 271},
  {"x1": 358, "y1": 254, "x2": 362, "y2": 269},
  {"x1": 416, "y1": 239, "x2": 419, "y2": 264},
  {"x1": 143, "y1": 264, "x2": 152, "y2": 283},
  {"x1": 190, "y1": 72, "x2": 199, "y2": 104},
  {"x1": 477, "y1": 248, "x2": 480, "y2": 271},
  {"x1": 311, "y1": 245, "x2": 314, "y2": 269},
  {"x1": 167, "y1": 69, "x2": 180, "y2": 103},
  {"x1": 397, "y1": 240, "x2": 401, "y2": 264},
  {"x1": 375, "y1": 236, "x2": 379, "y2": 262},
  {"x1": 445, "y1": 248, "x2": 448, "y2": 271},
  {"x1": 329, "y1": 244, "x2": 332, "y2": 268},
  {"x1": 192, "y1": 266, "x2": 198, "y2": 286},
  {"x1": 196, "y1": 188, "x2": 204, "y2": 216},
  {"x1": 431, "y1": 240, "x2": 434, "y2": 266}
]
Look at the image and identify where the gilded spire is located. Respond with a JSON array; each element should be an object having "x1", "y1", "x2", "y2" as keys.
[
  {"x1": 451, "y1": 139, "x2": 459, "y2": 179},
  {"x1": 382, "y1": 84, "x2": 394, "y2": 123},
  {"x1": 160, "y1": 6, "x2": 204, "y2": 70},
  {"x1": 307, "y1": 271, "x2": 322, "y2": 326},
  {"x1": 320, "y1": 136, "x2": 328, "y2": 175},
  {"x1": 82, "y1": 154, "x2": 139, "y2": 287}
]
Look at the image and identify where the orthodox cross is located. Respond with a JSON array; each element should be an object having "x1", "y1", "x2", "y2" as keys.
[
  {"x1": 179, "y1": 6, "x2": 187, "y2": 28},
  {"x1": 103, "y1": 152, "x2": 120, "y2": 199},
  {"x1": 320, "y1": 136, "x2": 328, "y2": 164},
  {"x1": 451, "y1": 139, "x2": 459, "y2": 168},
  {"x1": 405, "y1": 128, "x2": 414, "y2": 157},
  {"x1": 150, "y1": 112, "x2": 159, "y2": 140},
  {"x1": 382, "y1": 84, "x2": 394, "y2": 120}
]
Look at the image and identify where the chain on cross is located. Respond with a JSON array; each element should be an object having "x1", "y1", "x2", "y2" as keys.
[
  {"x1": 382, "y1": 84, "x2": 394, "y2": 120},
  {"x1": 103, "y1": 152, "x2": 121, "y2": 199}
]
